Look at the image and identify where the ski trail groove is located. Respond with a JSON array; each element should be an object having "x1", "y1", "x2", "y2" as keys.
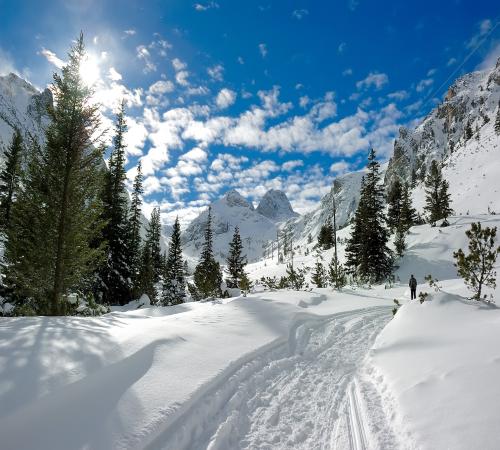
[{"x1": 148, "y1": 305, "x2": 392, "y2": 450}]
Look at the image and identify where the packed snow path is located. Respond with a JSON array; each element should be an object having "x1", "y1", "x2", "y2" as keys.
[{"x1": 149, "y1": 306, "x2": 392, "y2": 450}]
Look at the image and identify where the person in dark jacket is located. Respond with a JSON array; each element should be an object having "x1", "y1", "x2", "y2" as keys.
[{"x1": 409, "y1": 275, "x2": 417, "y2": 300}]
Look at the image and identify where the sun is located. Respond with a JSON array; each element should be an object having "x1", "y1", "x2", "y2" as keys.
[{"x1": 79, "y1": 54, "x2": 100, "y2": 87}]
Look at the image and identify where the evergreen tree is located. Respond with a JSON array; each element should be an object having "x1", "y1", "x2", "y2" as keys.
[
  {"x1": 147, "y1": 207, "x2": 163, "y2": 282},
  {"x1": 0, "y1": 130, "x2": 23, "y2": 231},
  {"x1": 399, "y1": 182, "x2": 416, "y2": 232},
  {"x1": 129, "y1": 162, "x2": 143, "y2": 293},
  {"x1": 311, "y1": 247, "x2": 327, "y2": 288},
  {"x1": 394, "y1": 223, "x2": 406, "y2": 258},
  {"x1": 495, "y1": 102, "x2": 500, "y2": 135},
  {"x1": 465, "y1": 119, "x2": 473, "y2": 140},
  {"x1": 285, "y1": 263, "x2": 306, "y2": 290},
  {"x1": 194, "y1": 207, "x2": 223, "y2": 298},
  {"x1": 424, "y1": 160, "x2": 453, "y2": 223},
  {"x1": 345, "y1": 149, "x2": 392, "y2": 283},
  {"x1": 386, "y1": 178, "x2": 403, "y2": 232},
  {"x1": 225, "y1": 226, "x2": 247, "y2": 288},
  {"x1": 98, "y1": 102, "x2": 132, "y2": 305},
  {"x1": 4, "y1": 34, "x2": 106, "y2": 315},
  {"x1": 238, "y1": 272, "x2": 253, "y2": 297},
  {"x1": 137, "y1": 241, "x2": 156, "y2": 303},
  {"x1": 317, "y1": 223, "x2": 334, "y2": 249},
  {"x1": 161, "y1": 217, "x2": 186, "y2": 306},
  {"x1": 328, "y1": 255, "x2": 346, "y2": 289},
  {"x1": 453, "y1": 222, "x2": 500, "y2": 300}
]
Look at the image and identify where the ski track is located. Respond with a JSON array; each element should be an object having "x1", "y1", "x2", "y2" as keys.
[{"x1": 148, "y1": 305, "x2": 394, "y2": 450}]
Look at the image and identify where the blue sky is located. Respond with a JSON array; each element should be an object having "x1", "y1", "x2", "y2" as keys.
[{"x1": 0, "y1": 0, "x2": 499, "y2": 225}]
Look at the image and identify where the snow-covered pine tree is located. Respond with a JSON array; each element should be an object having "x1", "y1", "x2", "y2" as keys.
[
  {"x1": 129, "y1": 162, "x2": 143, "y2": 294},
  {"x1": 98, "y1": 102, "x2": 132, "y2": 305},
  {"x1": 453, "y1": 222, "x2": 500, "y2": 300},
  {"x1": 161, "y1": 216, "x2": 186, "y2": 306},
  {"x1": 345, "y1": 149, "x2": 392, "y2": 283},
  {"x1": 225, "y1": 226, "x2": 247, "y2": 288},
  {"x1": 311, "y1": 247, "x2": 327, "y2": 288},
  {"x1": 327, "y1": 255, "x2": 346, "y2": 289},
  {"x1": 386, "y1": 178, "x2": 403, "y2": 232},
  {"x1": 4, "y1": 34, "x2": 106, "y2": 315},
  {"x1": 424, "y1": 160, "x2": 453, "y2": 223},
  {"x1": 495, "y1": 101, "x2": 500, "y2": 135},
  {"x1": 0, "y1": 129, "x2": 23, "y2": 231},
  {"x1": 194, "y1": 207, "x2": 223, "y2": 298}
]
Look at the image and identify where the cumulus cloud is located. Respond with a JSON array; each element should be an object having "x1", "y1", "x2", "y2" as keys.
[
  {"x1": 207, "y1": 64, "x2": 224, "y2": 81},
  {"x1": 215, "y1": 88, "x2": 237, "y2": 109},
  {"x1": 330, "y1": 160, "x2": 350, "y2": 175},
  {"x1": 356, "y1": 72, "x2": 389, "y2": 90},
  {"x1": 136, "y1": 45, "x2": 156, "y2": 73},
  {"x1": 387, "y1": 90, "x2": 409, "y2": 101},
  {"x1": 282, "y1": 160, "x2": 304, "y2": 171},
  {"x1": 107, "y1": 67, "x2": 122, "y2": 81}
]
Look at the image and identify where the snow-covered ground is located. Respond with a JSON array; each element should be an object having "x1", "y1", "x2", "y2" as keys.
[{"x1": 1, "y1": 214, "x2": 500, "y2": 450}]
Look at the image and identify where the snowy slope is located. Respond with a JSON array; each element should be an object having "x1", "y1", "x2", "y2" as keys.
[{"x1": 182, "y1": 189, "x2": 297, "y2": 264}]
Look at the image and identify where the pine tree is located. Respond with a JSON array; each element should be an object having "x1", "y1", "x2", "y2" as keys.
[
  {"x1": 495, "y1": 102, "x2": 500, "y2": 135},
  {"x1": 194, "y1": 207, "x2": 223, "y2": 298},
  {"x1": 317, "y1": 223, "x2": 334, "y2": 249},
  {"x1": 0, "y1": 130, "x2": 23, "y2": 231},
  {"x1": 394, "y1": 223, "x2": 406, "y2": 258},
  {"x1": 137, "y1": 241, "x2": 156, "y2": 303},
  {"x1": 129, "y1": 162, "x2": 143, "y2": 294},
  {"x1": 399, "y1": 182, "x2": 416, "y2": 232},
  {"x1": 424, "y1": 160, "x2": 453, "y2": 223},
  {"x1": 345, "y1": 149, "x2": 392, "y2": 283},
  {"x1": 147, "y1": 207, "x2": 163, "y2": 282},
  {"x1": 4, "y1": 34, "x2": 106, "y2": 315},
  {"x1": 453, "y1": 222, "x2": 500, "y2": 300},
  {"x1": 238, "y1": 272, "x2": 253, "y2": 297},
  {"x1": 328, "y1": 255, "x2": 346, "y2": 289},
  {"x1": 161, "y1": 216, "x2": 186, "y2": 306},
  {"x1": 386, "y1": 178, "x2": 403, "y2": 232},
  {"x1": 226, "y1": 226, "x2": 247, "y2": 288},
  {"x1": 465, "y1": 119, "x2": 473, "y2": 141},
  {"x1": 311, "y1": 247, "x2": 327, "y2": 288},
  {"x1": 98, "y1": 102, "x2": 132, "y2": 305}
]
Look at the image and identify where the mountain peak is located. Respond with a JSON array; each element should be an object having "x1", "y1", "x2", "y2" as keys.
[
  {"x1": 219, "y1": 189, "x2": 254, "y2": 210},
  {"x1": 256, "y1": 189, "x2": 298, "y2": 222}
]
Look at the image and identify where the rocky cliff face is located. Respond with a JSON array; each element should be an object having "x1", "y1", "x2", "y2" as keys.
[
  {"x1": 0, "y1": 73, "x2": 52, "y2": 152},
  {"x1": 256, "y1": 189, "x2": 298, "y2": 222},
  {"x1": 385, "y1": 58, "x2": 500, "y2": 190}
]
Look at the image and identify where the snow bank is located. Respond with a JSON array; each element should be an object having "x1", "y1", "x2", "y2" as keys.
[{"x1": 366, "y1": 291, "x2": 500, "y2": 449}]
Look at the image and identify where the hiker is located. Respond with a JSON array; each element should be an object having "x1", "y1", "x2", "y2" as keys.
[{"x1": 409, "y1": 274, "x2": 417, "y2": 300}]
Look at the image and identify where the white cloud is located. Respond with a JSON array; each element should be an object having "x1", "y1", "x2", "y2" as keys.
[
  {"x1": 39, "y1": 48, "x2": 65, "y2": 69},
  {"x1": 467, "y1": 19, "x2": 493, "y2": 49},
  {"x1": 216, "y1": 88, "x2": 237, "y2": 109},
  {"x1": 258, "y1": 43, "x2": 268, "y2": 58},
  {"x1": 447, "y1": 57, "x2": 457, "y2": 66},
  {"x1": 148, "y1": 80, "x2": 175, "y2": 95},
  {"x1": 180, "y1": 147, "x2": 208, "y2": 162},
  {"x1": 416, "y1": 77, "x2": 434, "y2": 92},
  {"x1": 207, "y1": 64, "x2": 224, "y2": 81},
  {"x1": 387, "y1": 90, "x2": 409, "y2": 101},
  {"x1": 292, "y1": 9, "x2": 309, "y2": 19},
  {"x1": 194, "y1": 1, "x2": 219, "y2": 11},
  {"x1": 299, "y1": 95, "x2": 310, "y2": 108},
  {"x1": 237, "y1": 56, "x2": 245, "y2": 65},
  {"x1": 136, "y1": 45, "x2": 156, "y2": 73},
  {"x1": 356, "y1": 72, "x2": 389, "y2": 90},
  {"x1": 124, "y1": 116, "x2": 148, "y2": 156},
  {"x1": 330, "y1": 160, "x2": 350, "y2": 175},
  {"x1": 123, "y1": 29, "x2": 136, "y2": 36},
  {"x1": 282, "y1": 160, "x2": 304, "y2": 171},
  {"x1": 107, "y1": 67, "x2": 122, "y2": 81},
  {"x1": 175, "y1": 70, "x2": 190, "y2": 86},
  {"x1": 0, "y1": 47, "x2": 17, "y2": 75},
  {"x1": 338, "y1": 42, "x2": 347, "y2": 54},
  {"x1": 342, "y1": 68, "x2": 353, "y2": 76},
  {"x1": 172, "y1": 58, "x2": 187, "y2": 71}
]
